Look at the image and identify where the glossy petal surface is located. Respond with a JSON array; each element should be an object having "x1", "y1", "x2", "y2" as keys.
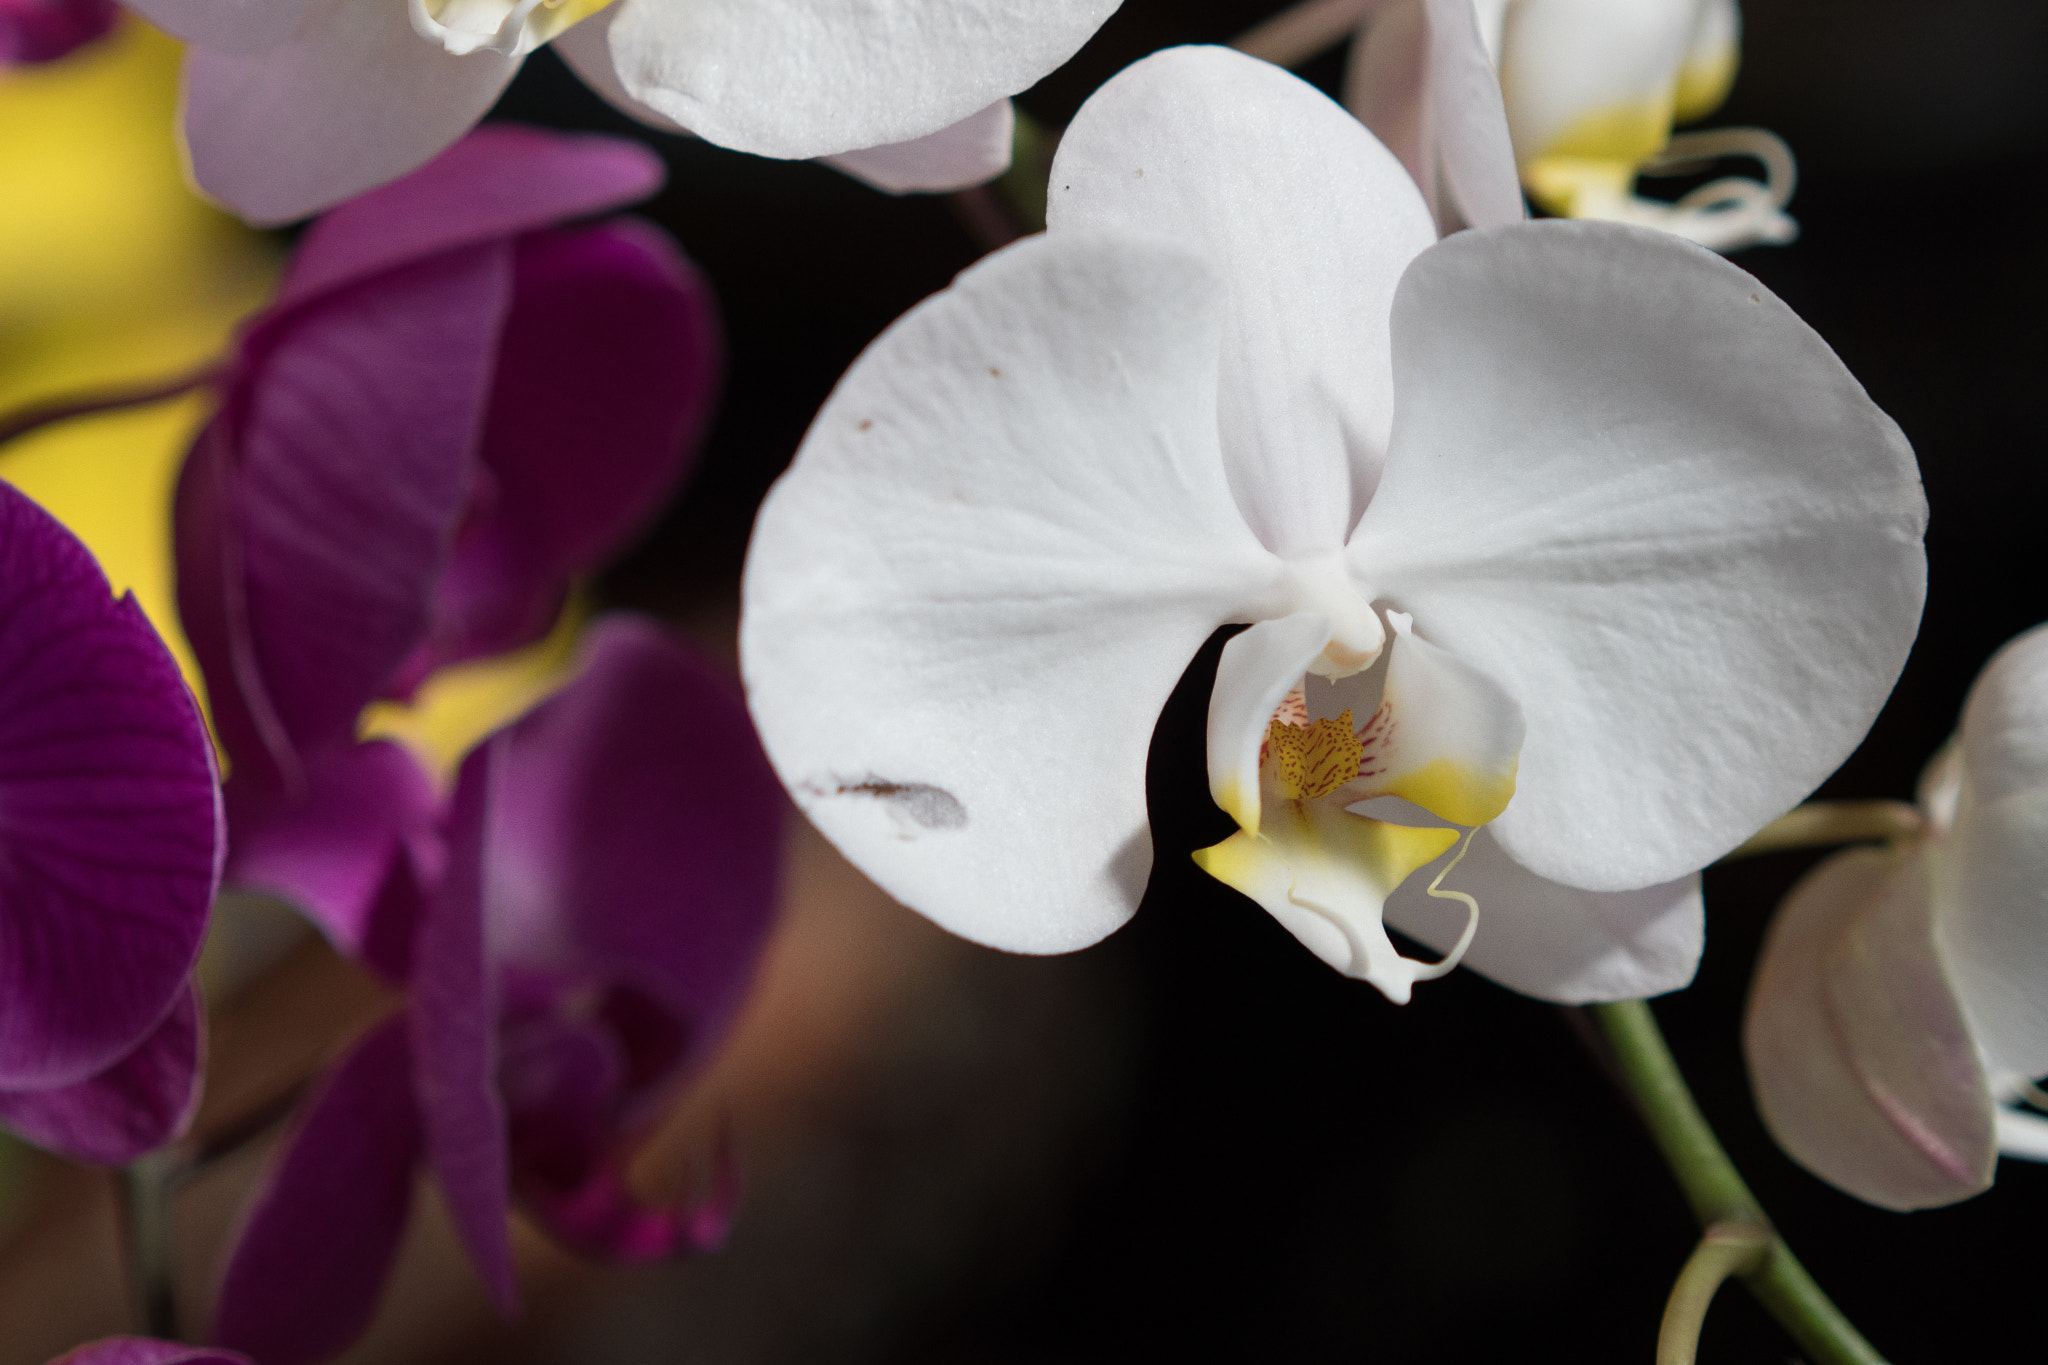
[
  {"x1": 741, "y1": 232, "x2": 1279, "y2": 954},
  {"x1": 0, "y1": 483, "x2": 220, "y2": 1088},
  {"x1": 1352, "y1": 221, "x2": 1925, "y2": 891},
  {"x1": 0, "y1": 982, "x2": 202, "y2": 1164},
  {"x1": 213, "y1": 1015, "x2": 421, "y2": 1365},
  {"x1": 1049, "y1": 46, "x2": 1436, "y2": 555},
  {"x1": 604, "y1": 0, "x2": 1117, "y2": 159}
]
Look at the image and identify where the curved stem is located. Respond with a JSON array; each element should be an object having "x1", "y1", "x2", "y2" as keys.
[
  {"x1": 122, "y1": 1152, "x2": 181, "y2": 1340},
  {"x1": 1657, "y1": 1222, "x2": 1768, "y2": 1365},
  {"x1": 1586, "y1": 1000, "x2": 1886, "y2": 1365},
  {"x1": 0, "y1": 365, "x2": 218, "y2": 448},
  {"x1": 1722, "y1": 800, "x2": 1924, "y2": 862}
]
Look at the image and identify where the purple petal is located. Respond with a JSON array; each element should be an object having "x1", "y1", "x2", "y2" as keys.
[
  {"x1": 0, "y1": 0, "x2": 116, "y2": 65},
  {"x1": 401, "y1": 220, "x2": 722, "y2": 679},
  {"x1": 222, "y1": 741, "x2": 437, "y2": 975},
  {"x1": 411, "y1": 751, "x2": 517, "y2": 1313},
  {"x1": 500, "y1": 1015, "x2": 733, "y2": 1262},
  {"x1": 48, "y1": 1338, "x2": 251, "y2": 1365},
  {"x1": 0, "y1": 483, "x2": 221, "y2": 1089},
  {"x1": 486, "y1": 617, "x2": 783, "y2": 1095},
  {"x1": 0, "y1": 982, "x2": 202, "y2": 1166},
  {"x1": 178, "y1": 244, "x2": 511, "y2": 782},
  {"x1": 278, "y1": 125, "x2": 665, "y2": 310},
  {"x1": 213, "y1": 1015, "x2": 420, "y2": 1365}
]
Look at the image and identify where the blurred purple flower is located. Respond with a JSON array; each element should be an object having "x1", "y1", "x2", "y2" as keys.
[
  {"x1": 174, "y1": 122, "x2": 722, "y2": 958},
  {"x1": 47, "y1": 1339, "x2": 250, "y2": 1365},
  {"x1": 0, "y1": 483, "x2": 219, "y2": 1164},
  {"x1": 0, "y1": 0, "x2": 116, "y2": 66},
  {"x1": 211, "y1": 618, "x2": 783, "y2": 1365}
]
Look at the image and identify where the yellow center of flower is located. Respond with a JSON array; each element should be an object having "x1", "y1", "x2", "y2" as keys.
[{"x1": 1265, "y1": 710, "x2": 1364, "y2": 803}]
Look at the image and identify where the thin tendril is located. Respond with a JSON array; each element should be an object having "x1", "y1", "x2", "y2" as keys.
[{"x1": 1410, "y1": 825, "x2": 1480, "y2": 982}]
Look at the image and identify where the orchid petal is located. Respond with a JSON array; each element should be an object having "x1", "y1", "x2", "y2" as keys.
[
  {"x1": 486, "y1": 618, "x2": 782, "y2": 1080},
  {"x1": 549, "y1": 8, "x2": 688, "y2": 135},
  {"x1": 1351, "y1": 221, "x2": 1925, "y2": 892},
  {"x1": 124, "y1": 0, "x2": 315, "y2": 56},
  {"x1": 741, "y1": 231, "x2": 1280, "y2": 954},
  {"x1": 277, "y1": 125, "x2": 665, "y2": 309},
  {"x1": 221, "y1": 742, "x2": 437, "y2": 965},
  {"x1": 1673, "y1": 0, "x2": 1740, "y2": 123},
  {"x1": 178, "y1": 243, "x2": 509, "y2": 781},
  {"x1": 1745, "y1": 846, "x2": 1994, "y2": 1211},
  {"x1": 1195, "y1": 809, "x2": 1459, "y2": 1001},
  {"x1": 1384, "y1": 827, "x2": 1701, "y2": 1002},
  {"x1": 213, "y1": 1015, "x2": 421, "y2": 1365},
  {"x1": 0, "y1": 982, "x2": 201, "y2": 1165},
  {"x1": 1369, "y1": 613, "x2": 1523, "y2": 827},
  {"x1": 0, "y1": 483, "x2": 220, "y2": 1089},
  {"x1": 412, "y1": 750, "x2": 516, "y2": 1313},
  {"x1": 1934, "y1": 791, "x2": 2048, "y2": 1082},
  {"x1": 1049, "y1": 45, "x2": 1436, "y2": 556},
  {"x1": 601, "y1": 0, "x2": 1116, "y2": 160},
  {"x1": 1496, "y1": 0, "x2": 1695, "y2": 166},
  {"x1": 409, "y1": 223, "x2": 719, "y2": 678},
  {"x1": 180, "y1": 0, "x2": 519, "y2": 226},
  {"x1": 824, "y1": 101, "x2": 1015, "y2": 195},
  {"x1": 1955, "y1": 622, "x2": 2048, "y2": 804},
  {"x1": 1208, "y1": 615, "x2": 1333, "y2": 838},
  {"x1": 1993, "y1": 1104, "x2": 2048, "y2": 1162},
  {"x1": 0, "y1": 0, "x2": 117, "y2": 65},
  {"x1": 50, "y1": 1340, "x2": 251, "y2": 1365},
  {"x1": 1345, "y1": 0, "x2": 1522, "y2": 233}
]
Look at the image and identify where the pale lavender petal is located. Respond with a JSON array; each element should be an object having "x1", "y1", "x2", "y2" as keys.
[
  {"x1": 0, "y1": 983, "x2": 202, "y2": 1166},
  {"x1": 0, "y1": 483, "x2": 221, "y2": 1089},
  {"x1": 399, "y1": 221, "x2": 720, "y2": 681},
  {"x1": 213, "y1": 1015, "x2": 420, "y2": 1365},
  {"x1": 411, "y1": 752, "x2": 516, "y2": 1313},
  {"x1": 0, "y1": 0, "x2": 115, "y2": 65},
  {"x1": 178, "y1": 243, "x2": 511, "y2": 782},
  {"x1": 487, "y1": 617, "x2": 783, "y2": 1087},
  {"x1": 279, "y1": 125, "x2": 666, "y2": 309},
  {"x1": 222, "y1": 742, "x2": 437, "y2": 973},
  {"x1": 48, "y1": 1339, "x2": 251, "y2": 1365}
]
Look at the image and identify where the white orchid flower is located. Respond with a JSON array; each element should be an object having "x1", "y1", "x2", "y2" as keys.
[
  {"x1": 124, "y1": 0, "x2": 1117, "y2": 226},
  {"x1": 1348, "y1": 0, "x2": 1796, "y2": 251},
  {"x1": 1747, "y1": 623, "x2": 2048, "y2": 1210},
  {"x1": 740, "y1": 45, "x2": 1925, "y2": 1006}
]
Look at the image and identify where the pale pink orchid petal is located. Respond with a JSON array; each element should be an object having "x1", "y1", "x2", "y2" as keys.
[
  {"x1": 549, "y1": 9, "x2": 689, "y2": 135},
  {"x1": 180, "y1": 0, "x2": 518, "y2": 226},
  {"x1": 124, "y1": 0, "x2": 314, "y2": 55},
  {"x1": 1745, "y1": 845, "x2": 1995, "y2": 1211},
  {"x1": 824, "y1": 100, "x2": 1016, "y2": 194}
]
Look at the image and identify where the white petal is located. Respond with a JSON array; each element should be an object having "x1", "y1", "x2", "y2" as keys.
[
  {"x1": 1208, "y1": 614, "x2": 1332, "y2": 836},
  {"x1": 602, "y1": 0, "x2": 1116, "y2": 160},
  {"x1": 1383, "y1": 824, "x2": 1700, "y2": 1002},
  {"x1": 739, "y1": 231, "x2": 1280, "y2": 955},
  {"x1": 1344, "y1": 0, "x2": 1522, "y2": 233},
  {"x1": 1496, "y1": 0, "x2": 1695, "y2": 163},
  {"x1": 1371, "y1": 611, "x2": 1523, "y2": 826},
  {"x1": 1673, "y1": 0, "x2": 1740, "y2": 123},
  {"x1": 127, "y1": 0, "x2": 318, "y2": 54},
  {"x1": 1744, "y1": 845, "x2": 1995, "y2": 1211},
  {"x1": 1351, "y1": 221, "x2": 1925, "y2": 891},
  {"x1": 182, "y1": 0, "x2": 518, "y2": 225},
  {"x1": 824, "y1": 100, "x2": 1014, "y2": 195},
  {"x1": 1047, "y1": 45, "x2": 1437, "y2": 558},
  {"x1": 1957, "y1": 621, "x2": 2048, "y2": 804},
  {"x1": 1994, "y1": 1105, "x2": 2048, "y2": 1162},
  {"x1": 1935, "y1": 789, "x2": 2048, "y2": 1080},
  {"x1": 551, "y1": 6, "x2": 689, "y2": 133}
]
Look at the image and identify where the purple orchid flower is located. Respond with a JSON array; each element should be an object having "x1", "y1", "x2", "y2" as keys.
[
  {"x1": 173, "y1": 122, "x2": 721, "y2": 961},
  {"x1": 0, "y1": 0, "x2": 117, "y2": 66},
  {"x1": 0, "y1": 483, "x2": 220, "y2": 1165},
  {"x1": 211, "y1": 617, "x2": 784, "y2": 1365},
  {"x1": 47, "y1": 1339, "x2": 250, "y2": 1365}
]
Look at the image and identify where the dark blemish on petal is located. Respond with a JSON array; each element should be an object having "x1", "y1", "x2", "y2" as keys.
[
  {"x1": 1750, "y1": 293, "x2": 1760, "y2": 303},
  {"x1": 857, "y1": 418, "x2": 874, "y2": 431},
  {"x1": 988, "y1": 366, "x2": 1001, "y2": 378},
  {"x1": 1132, "y1": 167, "x2": 1144, "y2": 178},
  {"x1": 810, "y1": 776, "x2": 968, "y2": 832}
]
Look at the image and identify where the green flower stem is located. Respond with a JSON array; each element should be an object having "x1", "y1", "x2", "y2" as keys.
[
  {"x1": 1657, "y1": 1222, "x2": 1768, "y2": 1365},
  {"x1": 1722, "y1": 800, "x2": 1923, "y2": 861},
  {"x1": 123, "y1": 1151, "x2": 181, "y2": 1340},
  {"x1": 1587, "y1": 999, "x2": 1887, "y2": 1365}
]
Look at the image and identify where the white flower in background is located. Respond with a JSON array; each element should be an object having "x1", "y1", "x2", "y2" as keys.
[
  {"x1": 1747, "y1": 624, "x2": 2048, "y2": 1211},
  {"x1": 740, "y1": 46, "x2": 1924, "y2": 1006},
  {"x1": 124, "y1": 0, "x2": 1118, "y2": 224},
  {"x1": 1348, "y1": 0, "x2": 1796, "y2": 250}
]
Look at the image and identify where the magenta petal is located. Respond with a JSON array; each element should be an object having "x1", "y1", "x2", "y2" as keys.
[
  {"x1": 0, "y1": 0, "x2": 116, "y2": 65},
  {"x1": 488, "y1": 617, "x2": 783, "y2": 1087},
  {"x1": 520, "y1": 1141, "x2": 738, "y2": 1264},
  {"x1": 0, "y1": 982, "x2": 202, "y2": 1165},
  {"x1": 223, "y1": 741, "x2": 437, "y2": 970},
  {"x1": 415, "y1": 221, "x2": 722, "y2": 673},
  {"x1": 279, "y1": 125, "x2": 665, "y2": 310},
  {"x1": 213, "y1": 1015, "x2": 420, "y2": 1365},
  {"x1": 49, "y1": 1338, "x2": 252, "y2": 1365},
  {"x1": 186, "y1": 244, "x2": 511, "y2": 775},
  {"x1": 411, "y1": 752, "x2": 517, "y2": 1313},
  {"x1": 0, "y1": 484, "x2": 221, "y2": 1089}
]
